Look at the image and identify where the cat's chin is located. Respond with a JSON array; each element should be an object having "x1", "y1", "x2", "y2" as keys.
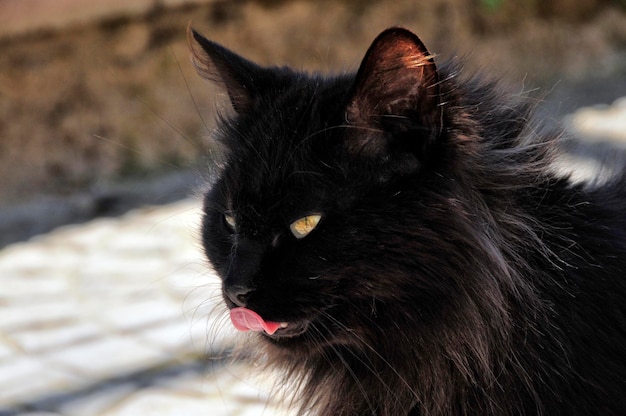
[{"x1": 263, "y1": 319, "x2": 310, "y2": 340}]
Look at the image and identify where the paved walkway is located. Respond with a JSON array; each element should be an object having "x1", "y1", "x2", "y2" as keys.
[
  {"x1": 0, "y1": 97, "x2": 624, "y2": 416},
  {"x1": 0, "y1": 199, "x2": 291, "y2": 416}
]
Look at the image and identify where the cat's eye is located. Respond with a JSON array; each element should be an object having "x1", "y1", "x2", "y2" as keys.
[
  {"x1": 290, "y1": 214, "x2": 322, "y2": 239},
  {"x1": 223, "y1": 213, "x2": 236, "y2": 230}
]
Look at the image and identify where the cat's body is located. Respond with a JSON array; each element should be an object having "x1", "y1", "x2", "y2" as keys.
[{"x1": 190, "y1": 27, "x2": 626, "y2": 415}]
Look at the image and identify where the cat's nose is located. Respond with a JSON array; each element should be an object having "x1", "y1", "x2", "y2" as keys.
[{"x1": 225, "y1": 285, "x2": 253, "y2": 307}]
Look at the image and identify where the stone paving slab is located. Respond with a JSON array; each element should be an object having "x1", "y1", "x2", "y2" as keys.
[
  {"x1": 0, "y1": 198, "x2": 291, "y2": 415},
  {"x1": 566, "y1": 96, "x2": 626, "y2": 146}
]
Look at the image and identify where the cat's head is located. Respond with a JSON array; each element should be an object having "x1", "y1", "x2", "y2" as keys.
[{"x1": 190, "y1": 27, "x2": 482, "y2": 352}]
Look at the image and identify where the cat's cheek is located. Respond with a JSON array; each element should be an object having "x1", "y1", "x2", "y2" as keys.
[
  {"x1": 201, "y1": 230, "x2": 234, "y2": 279},
  {"x1": 202, "y1": 214, "x2": 235, "y2": 280}
]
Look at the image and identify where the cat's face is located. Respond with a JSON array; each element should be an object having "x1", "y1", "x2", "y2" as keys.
[
  {"x1": 202, "y1": 108, "x2": 350, "y2": 345},
  {"x1": 192, "y1": 28, "x2": 451, "y2": 351}
]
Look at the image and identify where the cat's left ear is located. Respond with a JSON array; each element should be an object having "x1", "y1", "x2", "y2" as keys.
[
  {"x1": 188, "y1": 25, "x2": 261, "y2": 113},
  {"x1": 346, "y1": 28, "x2": 442, "y2": 158}
]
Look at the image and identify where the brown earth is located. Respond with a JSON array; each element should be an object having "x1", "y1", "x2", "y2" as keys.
[{"x1": 1, "y1": 0, "x2": 626, "y2": 208}]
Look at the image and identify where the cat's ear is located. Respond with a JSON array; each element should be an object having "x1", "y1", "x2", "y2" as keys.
[
  {"x1": 346, "y1": 28, "x2": 442, "y2": 158},
  {"x1": 188, "y1": 26, "x2": 260, "y2": 113}
]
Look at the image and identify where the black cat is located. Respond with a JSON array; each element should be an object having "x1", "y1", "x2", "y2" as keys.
[{"x1": 189, "y1": 26, "x2": 626, "y2": 415}]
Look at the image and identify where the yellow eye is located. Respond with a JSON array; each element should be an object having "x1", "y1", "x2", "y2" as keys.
[
  {"x1": 224, "y1": 213, "x2": 236, "y2": 230},
  {"x1": 290, "y1": 214, "x2": 322, "y2": 239}
]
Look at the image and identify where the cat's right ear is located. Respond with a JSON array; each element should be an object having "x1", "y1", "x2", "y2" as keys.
[
  {"x1": 345, "y1": 28, "x2": 442, "y2": 160},
  {"x1": 188, "y1": 25, "x2": 259, "y2": 114}
]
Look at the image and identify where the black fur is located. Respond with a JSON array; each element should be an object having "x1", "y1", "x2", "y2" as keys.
[{"x1": 190, "y1": 27, "x2": 626, "y2": 415}]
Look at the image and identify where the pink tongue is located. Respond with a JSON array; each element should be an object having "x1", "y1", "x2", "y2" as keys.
[{"x1": 230, "y1": 307, "x2": 282, "y2": 335}]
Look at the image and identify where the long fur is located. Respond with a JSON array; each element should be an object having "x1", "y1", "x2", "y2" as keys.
[{"x1": 192, "y1": 27, "x2": 626, "y2": 415}]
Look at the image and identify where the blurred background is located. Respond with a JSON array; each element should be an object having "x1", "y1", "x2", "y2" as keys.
[
  {"x1": 0, "y1": 0, "x2": 625, "y2": 415},
  {"x1": 1, "y1": 0, "x2": 626, "y2": 242}
]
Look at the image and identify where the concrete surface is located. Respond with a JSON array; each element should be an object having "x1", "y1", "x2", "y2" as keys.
[{"x1": 0, "y1": 198, "x2": 291, "y2": 416}]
